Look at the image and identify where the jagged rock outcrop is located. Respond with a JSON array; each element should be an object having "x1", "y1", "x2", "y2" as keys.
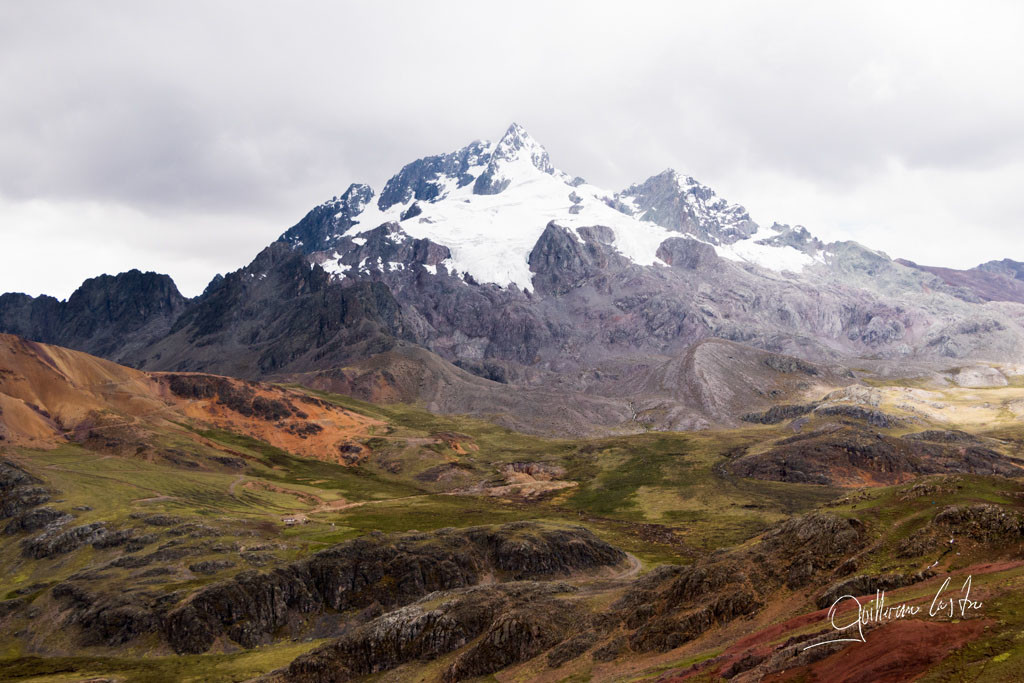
[
  {"x1": 283, "y1": 582, "x2": 584, "y2": 683},
  {"x1": 381, "y1": 141, "x2": 490, "y2": 210},
  {"x1": 22, "y1": 522, "x2": 109, "y2": 559},
  {"x1": 0, "y1": 270, "x2": 186, "y2": 363},
  {"x1": 4, "y1": 506, "x2": 72, "y2": 534},
  {"x1": 64, "y1": 522, "x2": 624, "y2": 654},
  {"x1": 655, "y1": 236, "x2": 719, "y2": 270},
  {"x1": 0, "y1": 457, "x2": 50, "y2": 520},
  {"x1": 741, "y1": 403, "x2": 816, "y2": 424},
  {"x1": 314, "y1": 222, "x2": 452, "y2": 279},
  {"x1": 123, "y1": 242, "x2": 413, "y2": 378},
  {"x1": 528, "y1": 222, "x2": 618, "y2": 295},
  {"x1": 978, "y1": 258, "x2": 1024, "y2": 280},
  {"x1": 934, "y1": 504, "x2": 1024, "y2": 538},
  {"x1": 756, "y1": 223, "x2": 824, "y2": 255},
  {"x1": 161, "y1": 374, "x2": 299, "y2": 420},
  {"x1": 903, "y1": 429, "x2": 981, "y2": 443},
  {"x1": 51, "y1": 583, "x2": 164, "y2": 647},
  {"x1": 813, "y1": 404, "x2": 901, "y2": 428},
  {"x1": 281, "y1": 183, "x2": 375, "y2": 252},
  {"x1": 615, "y1": 169, "x2": 757, "y2": 244}
]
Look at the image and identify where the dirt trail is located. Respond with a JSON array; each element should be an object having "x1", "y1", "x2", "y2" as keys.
[
  {"x1": 230, "y1": 476, "x2": 374, "y2": 515},
  {"x1": 133, "y1": 495, "x2": 178, "y2": 504},
  {"x1": 569, "y1": 552, "x2": 643, "y2": 597},
  {"x1": 227, "y1": 475, "x2": 246, "y2": 497},
  {"x1": 615, "y1": 552, "x2": 643, "y2": 580}
]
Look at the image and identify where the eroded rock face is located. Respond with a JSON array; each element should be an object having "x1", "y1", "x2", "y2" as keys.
[
  {"x1": 162, "y1": 374, "x2": 297, "y2": 420},
  {"x1": 284, "y1": 582, "x2": 584, "y2": 683},
  {"x1": 282, "y1": 183, "x2": 375, "y2": 251},
  {"x1": 41, "y1": 522, "x2": 626, "y2": 655},
  {"x1": 759, "y1": 513, "x2": 867, "y2": 568},
  {"x1": 502, "y1": 462, "x2": 567, "y2": 481},
  {"x1": 378, "y1": 142, "x2": 488, "y2": 210},
  {"x1": 904, "y1": 430, "x2": 980, "y2": 444},
  {"x1": 132, "y1": 242, "x2": 413, "y2": 377},
  {"x1": 618, "y1": 562, "x2": 761, "y2": 653},
  {"x1": 164, "y1": 534, "x2": 483, "y2": 654},
  {"x1": 4, "y1": 506, "x2": 71, "y2": 534},
  {"x1": 0, "y1": 270, "x2": 186, "y2": 363},
  {"x1": 741, "y1": 403, "x2": 816, "y2": 425},
  {"x1": 655, "y1": 237, "x2": 719, "y2": 270},
  {"x1": 51, "y1": 583, "x2": 164, "y2": 647},
  {"x1": 0, "y1": 458, "x2": 50, "y2": 520},
  {"x1": 813, "y1": 404, "x2": 901, "y2": 428},
  {"x1": 900, "y1": 504, "x2": 1024, "y2": 557},
  {"x1": 22, "y1": 522, "x2": 109, "y2": 559},
  {"x1": 528, "y1": 222, "x2": 620, "y2": 296}
]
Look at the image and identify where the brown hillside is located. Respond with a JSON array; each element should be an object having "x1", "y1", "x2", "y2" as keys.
[{"x1": 0, "y1": 333, "x2": 382, "y2": 463}]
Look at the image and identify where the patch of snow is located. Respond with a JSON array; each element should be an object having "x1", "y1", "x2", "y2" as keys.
[
  {"x1": 320, "y1": 252, "x2": 351, "y2": 279},
  {"x1": 714, "y1": 225, "x2": 815, "y2": 273},
  {"x1": 343, "y1": 166, "x2": 675, "y2": 291}
]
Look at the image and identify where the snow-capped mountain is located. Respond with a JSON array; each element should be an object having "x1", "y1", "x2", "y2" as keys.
[
  {"x1": 283, "y1": 123, "x2": 825, "y2": 291},
  {"x1": 4, "y1": 123, "x2": 1024, "y2": 433}
]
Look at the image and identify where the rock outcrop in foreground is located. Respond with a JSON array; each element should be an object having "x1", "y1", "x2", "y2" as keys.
[{"x1": 45, "y1": 522, "x2": 625, "y2": 655}]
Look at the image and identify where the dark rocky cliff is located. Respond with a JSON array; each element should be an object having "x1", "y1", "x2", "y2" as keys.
[{"x1": 0, "y1": 270, "x2": 186, "y2": 363}]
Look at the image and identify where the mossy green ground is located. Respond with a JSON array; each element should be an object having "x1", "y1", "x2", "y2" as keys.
[
  {"x1": 0, "y1": 640, "x2": 326, "y2": 682},
  {"x1": 2, "y1": 385, "x2": 1023, "y2": 681}
]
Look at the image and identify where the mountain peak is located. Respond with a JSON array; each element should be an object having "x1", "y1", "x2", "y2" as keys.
[
  {"x1": 496, "y1": 121, "x2": 539, "y2": 150},
  {"x1": 650, "y1": 168, "x2": 702, "y2": 192},
  {"x1": 617, "y1": 169, "x2": 757, "y2": 245},
  {"x1": 473, "y1": 123, "x2": 554, "y2": 195},
  {"x1": 491, "y1": 122, "x2": 552, "y2": 170}
]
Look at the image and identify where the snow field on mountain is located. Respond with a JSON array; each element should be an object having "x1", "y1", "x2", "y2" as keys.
[{"x1": 334, "y1": 125, "x2": 818, "y2": 289}]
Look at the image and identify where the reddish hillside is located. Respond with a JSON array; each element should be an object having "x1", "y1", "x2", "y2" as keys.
[{"x1": 0, "y1": 333, "x2": 382, "y2": 463}]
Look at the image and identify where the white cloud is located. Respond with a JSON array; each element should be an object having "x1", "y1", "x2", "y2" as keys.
[{"x1": 0, "y1": 197, "x2": 286, "y2": 297}]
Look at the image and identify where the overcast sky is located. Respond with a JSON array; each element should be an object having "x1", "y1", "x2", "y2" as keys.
[{"x1": 1, "y1": 1, "x2": 1022, "y2": 298}]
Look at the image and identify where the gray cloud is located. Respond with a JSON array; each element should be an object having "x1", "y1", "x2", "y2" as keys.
[{"x1": 1, "y1": 0, "x2": 1022, "y2": 297}]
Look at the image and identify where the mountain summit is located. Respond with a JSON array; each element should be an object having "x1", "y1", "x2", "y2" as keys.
[
  {"x1": 281, "y1": 123, "x2": 825, "y2": 291},
  {"x1": 473, "y1": 122, "x2": 555, "y2": 195}
]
